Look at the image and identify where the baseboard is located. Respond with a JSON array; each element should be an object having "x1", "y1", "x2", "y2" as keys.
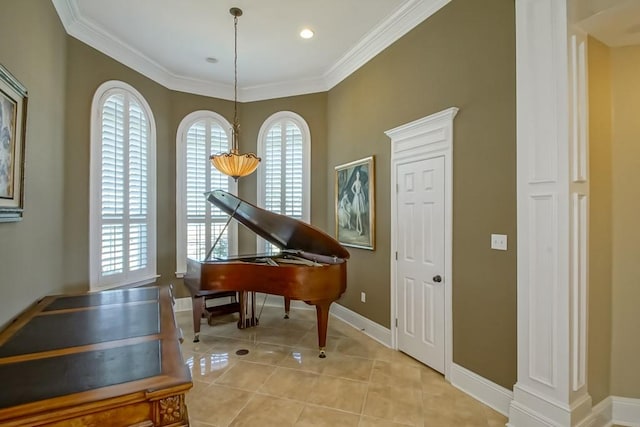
[
  {"x1": 449, "y1": 363, "x2": 513, "y2": 417},
  {"x1": 506, "y1": 393, "x2": 639, "y2": 426},
  {"x1": 174, "y1": 297, "x2": 191, "y2": 312},
  {"x1": 175, "y1": 295, "x2": 393, "y2": 348},
  {"x1": 581, "y1": 397, "x2": 613, "y2": 427},
  {"x1": 258, "y1": 293, "x2": 314, "y2": 312},
  {"x1": 328, "y1": 302, "x2": 392, "y2": 347},
  {"x1": 612, "y1": 396, "x2": 640, "y2": 427}
]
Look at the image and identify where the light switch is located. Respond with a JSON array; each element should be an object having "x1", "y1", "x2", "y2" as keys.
[{"x1": 491, "y1": 234, "x2": 507, "y2": 251}]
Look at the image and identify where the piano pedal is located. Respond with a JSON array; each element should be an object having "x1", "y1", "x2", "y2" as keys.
[
  {"x1": 238, "y1": 318, "x2": 259, "y2": 329},
  {"x1": 318, "y1": 348, "x2": 326, "y2": 358}
]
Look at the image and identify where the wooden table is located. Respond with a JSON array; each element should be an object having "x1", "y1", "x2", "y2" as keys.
[{"x1": 0, "y1": 286, "x2": 192, "y2": 426}]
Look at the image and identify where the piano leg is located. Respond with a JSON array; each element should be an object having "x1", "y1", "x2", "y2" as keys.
[
  {"x1": 237, "y1": 291, "x2": 246, "y2": 329},
  {"x1": 314, "y1": 300, "x2": 332, "y2": 358},
  {"x1": 192, "y1": 295, "x2": 203, "y2": 342},
  {"x1": 284, "y1": 297, "x2": 291, "y2": 319},
  {"x1": 250, "y1": 291, "x2": 258, "y2": 326}
]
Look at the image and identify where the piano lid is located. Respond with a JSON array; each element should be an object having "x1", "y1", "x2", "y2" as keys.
[{"x1": 206, "y1": 190, "x2": 350, "y2": 260}]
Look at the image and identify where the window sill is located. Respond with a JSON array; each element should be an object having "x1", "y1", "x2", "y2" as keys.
[{"x1": 91, "y1": 274, "x2": 160, "y2": 293}]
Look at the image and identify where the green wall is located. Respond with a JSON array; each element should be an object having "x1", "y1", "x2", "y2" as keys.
[
  {"x1": 166, "y1": 91, "x2": 329, "y2": 297},
  {"x1": 326, "y1": 0, "x2": 517, "y2": 388},
  {"x1": 63, "y1": 37, "x2": 172, "y2": 291},
  {"x1": 240, "y1": 93, "x2": 329, "y2": 229},
  {"x1": 0, "y1": 0, "x2": 69, "y2": 327},
  {"x1": 0, "y1": 0, "x2": 518, "y2": 390},
  {"x1": 4, "y1": 0, "x2": 640, "y2": 403},
  {"x1": 63, "y1": 39, "x2": 330, "y2": 299}
]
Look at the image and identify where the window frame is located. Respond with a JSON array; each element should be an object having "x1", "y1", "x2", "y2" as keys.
[
  {"x1": 89, "y1": 80, "x2": 157, "y2": 291},
  {"x1": 256, "y1": 111, "x2": 311, "y2": 253},
  {"x1": 175, "y1": 110, "x2": 238, "y2": 277}
]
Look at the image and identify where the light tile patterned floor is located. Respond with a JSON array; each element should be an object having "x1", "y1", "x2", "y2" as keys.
[{"x1": 177, "y1": 305, "x2": 507, "y2": 427}]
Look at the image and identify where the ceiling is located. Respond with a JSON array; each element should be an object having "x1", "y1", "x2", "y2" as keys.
[
  {"x1": 51, "y1": 0, "x2": 640, "y2": 103},
  {"x1": 574, "y1": 0, "x2": 640, "y2": 47},
  {"x1": 52, "y1": 0, "x2": 451, "y2": 101}
]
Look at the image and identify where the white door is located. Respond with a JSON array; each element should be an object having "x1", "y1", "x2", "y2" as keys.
[{"x1": 396, "y1": 156, "x2": 445, "y2": 373}]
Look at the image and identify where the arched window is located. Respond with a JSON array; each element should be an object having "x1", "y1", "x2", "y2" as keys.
[
  {"x1": 90, "y1": 81, "x2": 156, "y2": 290},
  {"x1": 176, "y1": 111, "x2": 238, "y2": 276},
  {"x1": 257, "y1": 111, "x2": 311, "y2": 253}
]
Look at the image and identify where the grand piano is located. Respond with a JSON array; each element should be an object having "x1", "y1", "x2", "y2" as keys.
[{"x1": 185, "y1": 190, "x2": 350, "y2": 358}]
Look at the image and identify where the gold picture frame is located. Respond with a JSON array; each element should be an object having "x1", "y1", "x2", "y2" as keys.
[
  {"x1": 0, "y1": 64, "x2": 27, "y2": 222},
  {"x1": 335, "y1": 156, "x2": 375, "y2": 250}
]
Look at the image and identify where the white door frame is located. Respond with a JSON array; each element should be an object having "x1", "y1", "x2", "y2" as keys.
[{"x1": 386, "y1": 107, "x2": 458, "y2": 380}]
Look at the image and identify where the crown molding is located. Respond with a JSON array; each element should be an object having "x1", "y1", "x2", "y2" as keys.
[
  {"x1": 51, "y1": 0, "x2": 76, "y2": 28},
  {"x1": 51, "y1": 0, "x2": 237, "y2": 100},
  {"x1": 324, "y1": 0, "x2": 451, "y2": 89},
  {"x1": 52, "y1": 0, "x2": 451, "y2": 102},
  {"x1": 239, "y1": 77, "x2": 327, "y2": 102}
]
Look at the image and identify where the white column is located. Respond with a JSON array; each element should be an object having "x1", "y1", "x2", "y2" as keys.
[{"x1": 508, "y1": 1, "x2": 591, "y2": 426}]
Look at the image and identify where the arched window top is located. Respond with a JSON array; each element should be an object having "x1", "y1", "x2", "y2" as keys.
[
  {"x1": 92, "y1": 81, "x2": 156, "y2": 131},
  {"x1": 257, "y1": 111, "x2": 311, "y2": 147},
  {"x1": 176, "y1": 110, "x2": 236, "y2": 197},
  {"x1": 177, "y1": 110, "x2": 231, "y2": 142}
]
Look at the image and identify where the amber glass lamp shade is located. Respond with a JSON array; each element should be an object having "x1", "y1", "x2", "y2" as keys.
[{"x1": 210, "y1": 148, "x2": 261, "y2": 181}]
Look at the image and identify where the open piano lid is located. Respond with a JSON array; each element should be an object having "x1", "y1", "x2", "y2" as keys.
[{"x1": 207, "y1": 190, "x2": 350, "y2": 260}]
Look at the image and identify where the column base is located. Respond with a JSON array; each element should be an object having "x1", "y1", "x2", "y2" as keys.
[{"x1": 508, "y1": 384, "x2": 592, "y2": 427}]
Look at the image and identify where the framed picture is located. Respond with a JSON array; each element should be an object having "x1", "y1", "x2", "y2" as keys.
[
  {"x1": 0, "y1": 64, "x2": 28, "y2": 222},
  {"x1": 335, "y1": 156, "x2": 375, "y2": 250}
]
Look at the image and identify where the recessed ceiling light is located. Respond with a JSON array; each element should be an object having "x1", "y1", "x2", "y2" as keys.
[
  {"x1": 205, "y1": 57, "x2": 218, "y2": 64},
  {"x1": 300, "y1": 28, "x2": 314, "y2": 39}
]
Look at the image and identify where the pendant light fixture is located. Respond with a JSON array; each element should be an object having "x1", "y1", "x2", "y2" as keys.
[{"x1": 210, "y1": 7, "x2": 261, "y2": 181}]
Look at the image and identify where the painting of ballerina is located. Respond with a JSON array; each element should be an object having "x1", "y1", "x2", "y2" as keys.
[{"x1": 335, "y1": 156, "x2": 375, "y2": 250}]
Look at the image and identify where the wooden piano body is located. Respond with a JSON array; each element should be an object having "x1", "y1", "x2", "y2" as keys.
[
  {"x1": 184, "y1": 190, "x2": 350, "y2": 358},
  {"x1": 0, "y1": 286, "x2": 192, "y2": 426}
]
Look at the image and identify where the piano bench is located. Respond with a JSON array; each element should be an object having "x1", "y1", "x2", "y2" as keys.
[{"x1": 202, "y1": 291, "x2": 240, "y2": 325}]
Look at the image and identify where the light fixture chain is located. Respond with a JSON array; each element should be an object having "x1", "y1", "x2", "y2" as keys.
[
  {"x1": 233, "y1": 13, "x2": 239, "y2": 151},
  {"x1": 210, "y1": 7, "x2": 261, "y2": 181}
]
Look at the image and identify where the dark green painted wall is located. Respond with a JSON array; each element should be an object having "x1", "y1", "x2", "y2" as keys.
[
  {"x1": 326, "y1": 0, "x2": 517, "y2": 388},
  {"x1": 63, "y1": 38, "x2": 173, "y2": 291},
  {"x1": 0, "y1": 0, "x2": 518, "y2": 390},
  {"x1": 63, "y1": 39, "x2": 330, "y2": 299},
  {"x1": 0, "y1": 0, "x2": 69, "y2": 327}
]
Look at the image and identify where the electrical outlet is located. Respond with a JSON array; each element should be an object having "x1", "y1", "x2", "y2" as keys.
[
  {"x1": 360, "y1": 292, "x2": 366, "y2": 303},
  {"x1": 491, "y1": 234, "x2": 507, "y2": 251}
]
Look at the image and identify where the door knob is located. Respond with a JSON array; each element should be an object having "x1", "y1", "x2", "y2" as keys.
[{"x1": 433, "y1": 275, "x2": 442, "y2": 283}]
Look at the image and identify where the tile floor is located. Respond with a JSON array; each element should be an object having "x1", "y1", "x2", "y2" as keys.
[{"x1": 176, "y1": 305, "x2": 507, "y2": 427}]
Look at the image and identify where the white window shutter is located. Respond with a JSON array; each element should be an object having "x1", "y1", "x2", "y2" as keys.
[
  {"x1": 257, "y1": 112, "x2": 311, "y2": 254},
  {"x1": 176, "y1": 111, "x2": 237, "y2": 276},
  {"x1": 91, "y1": 82, "x2": 157, "y2": 290}
]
